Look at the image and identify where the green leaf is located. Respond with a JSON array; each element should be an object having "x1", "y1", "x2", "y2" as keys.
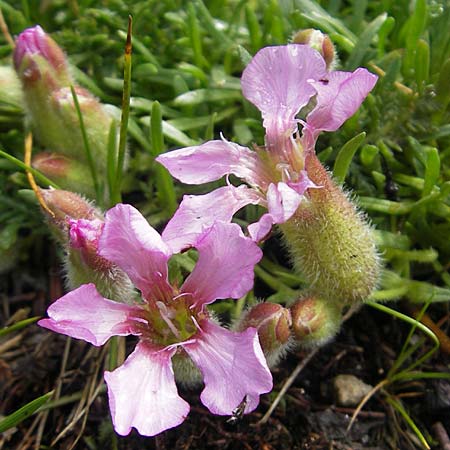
[
  {"x1": 422, "y1": 147, "x2": 440, "y2": 197},
  {"x1": 415, "y1": 39, "x2": 430, "y2": 93},
  {"x1": 333, "y1": 132, "x2": 366, "y2": 183},
  {"x1": 173, "y1": 89, "x2": 241, "y2": 106},
  {"x1": 346, "y1": 13, "x2": 387, "y2": 70},
  {"x1": 0, "y1": 391, "x2": 54, "y2": 433}
]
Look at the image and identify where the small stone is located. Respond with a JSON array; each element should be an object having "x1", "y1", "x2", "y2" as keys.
[{"x1": 333, "y1": 374, "x2": 373, "y2": 407}]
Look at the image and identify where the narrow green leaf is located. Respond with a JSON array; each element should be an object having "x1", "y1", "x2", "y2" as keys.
[
  {"x1": 194, "y1": 0, "x2": 234, "y2": 49},
  {"x1": 245, "y1": 5, "x2": 262, "y2": 52},
  {"x1": 112, "y1": 17, "x2": 133, "y2": 205},
  {"x1": 422, "y1": 147, "x2": 440, "y2": 197},
  {"x1": 358, "y1": 197, "x2": 413, "y2": 215},
  {"x1": 359, "y1": 144, "x2": 378, "y2": 167},
  {"x1": 188, "y1": 3, "x2": 208, "y2": 69},
  {"x1": 173, "y1": 89, "x2": 241, "y2": 106},
  {"x1": 0, "y1": 149, "x2": 60, "y2": 189},
  {"x1": 70, "y1": 85, "x2": 101, "y2": 202},
  {"x1": 150, "y1": 101, "x2": 177, "y2": 216},
  {"x1": 295, "y1": 0, "x2": 356, "y2": 43},
  {"x1": 386, "y1": 397, "x2": 430, "y2": 449},
  {"x1": 150, "y1": 101, "x2": 164, "y2": 158},
  {"x1": 106, "y1": 119, "x2": 118, "y2": 207},
  {"x1": 333, "y1": 132, "x2": 366, "y2": 183},
  {"x1": 415, "y1": 39, "x2": 430, "y2": 93},
  {"x1": 0, "y1": 391, "x2": 54, "y2": 433},
  {"x1": 435, "y1": 58, "x2": 450, "y2": 108},
  {"x1": 377, "y1": 16, "x2": 395, "y2": 57},
  {"x1": 0, "y1": 316, "x2": 40, "y2": 337},
  {"x1": 346, "y1": 13, "x2": 387, "y2": 70}
]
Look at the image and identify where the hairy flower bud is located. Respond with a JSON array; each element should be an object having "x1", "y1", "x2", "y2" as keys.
[
  {"x1": 49, "y1": 86, "x2": 111, "y2": 171},
  {"x1": 39, "y1": 189, "x2": 133, "y2": 300},
  {"x1": 235, "y1": 302, "x2": 292, "y2": 367},
  {"x1": 14, "y1": 26, "x2": 117, "y2": 199},
  {"x1": 290, "y1": 295, "x2": 342, "y2": 347},
  {"x1": 14, "y1": 25, "x2": 71, "y2": 87},
  {"x1": 292, "y1": 29, "x2": 336, "y2": 70},
  {"x1": 40, "y1": 188, "x2": 101, "y2": 238},
  {"x1": 280, "y1": 153, "x2": 380, "y2": 305},
  {"x1": 32, "y1": 152, "x2": 96, "y2": 198}
]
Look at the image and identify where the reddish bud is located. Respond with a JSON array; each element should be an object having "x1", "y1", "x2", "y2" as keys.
[
  {"x1": 32, "y1": 152, "x2": 96, "y2": 198},
  {"x1": 290, "y1": 296, "x2": 342, "y2": 347},
  {"x1": 293, "y1": 29, "x2": 336, "y2": 70},
  {"x1": 40, "y1": 189, "x2": 100, "y2": 229},
  {"x1": 236, "y1": 302, "x2": 292, "y2": 367}
]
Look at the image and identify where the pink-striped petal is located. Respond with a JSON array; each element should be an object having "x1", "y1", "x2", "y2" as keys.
[
  {"x1": 156, "y1": 139, "x2": 264, "y2": 188},
  {"x1": 181, "y1": 222, "x2": 262, "y2": 306},
  {"x1": 38, "y1": 284, "x2": 140, "y2": 345},
  {"x1": 105, "y1": 343, "x2": 190, "y2": 436},
  {"x1": 183, "y1": 321, "x2": 272, "y2": 415},
  {"x1": 241, "y1": 45, "x2": 326, "y2": 148},
  {"x1": 99, "y1": 204, "x2": 173, "y2": 300},
  {"x1": 306, "y1": 68, "x2": 377, "y2": 133},
  {"x1": 162, "y1": 185, "x2": 262, "y2": 253}
]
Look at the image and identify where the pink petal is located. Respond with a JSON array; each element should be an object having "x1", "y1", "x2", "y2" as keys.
[
  {"x1": 183, "y1": 321, "x2": 272, "y2": 415},
  {"x1": 105, "y1": 343, "x2": 189, "y2": 436},
  {"x1": 38, "y1": 284, "x2": 140, "y2": 345},
  {"x1": 247, "y1": 213, "x2": 275, "y2": 242},
  {"x1": 247, "y1": 181, "x2": 310, "y2": 241},
  {"x1": 69, "y1": 218, "x2": 103, "y2": 249},
  {"x1": 156, "y1": 139, "x2": 264, "y2": 187},
  {"x1": 306, "y1": 68, "x2": 378, "y2": 133},
  {"x1": 162, "y1": 185, "x2": 262, "y2": 253},
  {"x1": 266, "y1": 182, "x2": 304, "y2": 223},
  {"x1": 99, "y1": 204, "x2": 173, "y2": 300},
  {"x1": 241, "y1": 45, "x2": 327, "y2": 146},
  {"x1": 181, "y1": 221, "x2": 262, "y2": 306}
]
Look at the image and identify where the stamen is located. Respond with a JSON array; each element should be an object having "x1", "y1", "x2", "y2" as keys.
[{"x1": 156, "y1": 301, "x2": 181, "y2": 340}]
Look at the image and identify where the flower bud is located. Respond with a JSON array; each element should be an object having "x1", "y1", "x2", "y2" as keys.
[
  {"x1": 293, "y1": 29, "x2": 336, "y2": 70},
  {"x1": 32, "y1": 152, "x2": 96, "y2": 198},
  {"x1": 40, "y1": 189, "x2": 101, "y2": 239},
  {"x1": 14, "y1": 26, "x2": 116, "y2": 196},
  {"x1": 48, "y1": 86, "x2": 111, "y2": 171},
  {"x1": 14, "y1": 25, "x2": 71, "y2": 87},
  {"x1": 235, "y1": 302, "x2": 292, "y2": 367},
  {"x1": 39, "y1": 189, "x2": 134, "y2": 300},
  {"x1": 290, "y1": 295, "x2": 342, "y2": 347},
  {"x1": 280, "y1": 152, "x2": 380, "y2": 305}
]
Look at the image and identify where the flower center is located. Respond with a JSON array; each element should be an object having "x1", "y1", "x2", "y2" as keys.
[{"x1": 131, "y1": 293, "x2": 204, "y2": 347}]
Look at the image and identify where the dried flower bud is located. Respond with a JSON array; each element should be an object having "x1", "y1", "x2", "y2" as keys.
[
  {"x1": 293, "y1": 29, "x2": 336, "y2": 70},
  {"x1": 280, "y1": 152, "x2": 380, "y2": 305},
  {"x1": 32, "y1": 152, "x2": 96, "y2": 198},
  {"x1": 290, "y1": 295, "x2": 342, "y2": 347},
  {"x1": 235, "y1": 302, "x2": 292, "y2": 367}
]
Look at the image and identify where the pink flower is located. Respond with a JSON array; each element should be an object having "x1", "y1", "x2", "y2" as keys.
[
  {"x1": 39, "y1": 204, "x2": 272, "y2": 436},
  {"x1": 157, "y1": 44, "x2": 377, "y2": 248}
]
